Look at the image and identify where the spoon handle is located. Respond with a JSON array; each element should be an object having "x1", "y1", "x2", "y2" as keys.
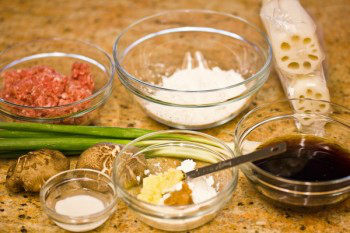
[{"x1": 185, "y1": 142, "x2": 287, "y2": 179}]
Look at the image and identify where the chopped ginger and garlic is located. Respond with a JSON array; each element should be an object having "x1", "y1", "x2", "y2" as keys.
[{"x1": 137, "y1": 159, "x2": 218, "y2": 206}]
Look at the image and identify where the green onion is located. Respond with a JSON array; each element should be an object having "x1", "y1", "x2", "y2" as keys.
[
  {"x1": 149, "y1": 133, "x2": 222, "y2": 148},
  {"x1": 143, "y1": 146, "x2": 220, "y2": 163},
  {"x1": 136, "y1": 140, "x2": 235, "y2": 161},
  {"x1": 0, "y1": 137, "x2": 130, "y2": 151},
  {"x1": 0, "y1": 122, "x2": 153, "y2": 139},
  {"x1": 0, "y1": 129, "x2": 94, "y2": 138},
  {"x1": 0, "y1": 122, "x2": 236, "y2": 162}
]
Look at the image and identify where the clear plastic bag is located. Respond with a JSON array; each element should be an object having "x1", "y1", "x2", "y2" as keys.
[
  {"x1": 261, "y1": 0, "x2": 331, "y2": 124},
  {"x1": 261, "y1": 0, "x2": 325, "y2": 75}
]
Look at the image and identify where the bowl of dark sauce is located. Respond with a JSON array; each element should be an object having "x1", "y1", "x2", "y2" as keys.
[{"x1": 235, "y1": 99, "x2": 350, "y2": 208}]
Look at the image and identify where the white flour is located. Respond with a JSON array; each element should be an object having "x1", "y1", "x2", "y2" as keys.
[{"x1": 143, "y1": 51, "x2": 248, "y2": 128}]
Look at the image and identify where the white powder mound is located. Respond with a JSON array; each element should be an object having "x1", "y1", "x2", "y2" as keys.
[
  {"x1": 161, "y1": 66, "x2": 244, "y2": 92},
  {"x1": 188, "y1": 176, "x2": 217, "y2": 204},
  {"x1": 177, "y1": 159, "x2": 196, "y2": 173},
  {"x1": 143, "y1": 52, "x2": 248, "y2": 128}
]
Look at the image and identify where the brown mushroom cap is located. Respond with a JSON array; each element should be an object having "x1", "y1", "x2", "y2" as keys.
[
  {"x1": 115, "y1": 146, "x2": 148, "y2": 189},
  {"x1": 76, "y1": 143, "x2": 122, "y2": 176},
  {"x1": 6, "y1": 149, "x2": 70, "y2": 193},
  {"x1": 77, "y1": 143, "x2": 149, "y2": 189}
]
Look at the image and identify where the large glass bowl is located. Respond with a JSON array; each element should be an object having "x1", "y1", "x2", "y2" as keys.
[
  {"x1": 235, "y1": 99, "x2": 350, "y2": 208},
  {"x1": 0, "y1": 38, "x2": 114, "y2": 125},
  {"x1": 112, "y1": 130, "x2": 238, "y2": 231},
  {"x1": 114, "y1": 9, "x2": 272, "y2": 129}
]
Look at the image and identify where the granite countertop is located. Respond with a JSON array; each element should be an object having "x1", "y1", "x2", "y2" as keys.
[{"x1": 0, "y1": 0, "x2": 349, "y2": 232}]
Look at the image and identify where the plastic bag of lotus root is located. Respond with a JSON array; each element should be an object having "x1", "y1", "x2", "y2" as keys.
[
  {"x1": 261, "y1": 0, "x2": 325, "y2": 75},
  {"x1": 260, "y1": 0, "x2": 331, "y2": 131}
]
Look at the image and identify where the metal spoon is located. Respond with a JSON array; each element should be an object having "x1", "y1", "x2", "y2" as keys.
[{"x1": 185, "y1": 142, "x2": 287, "y2": 179}]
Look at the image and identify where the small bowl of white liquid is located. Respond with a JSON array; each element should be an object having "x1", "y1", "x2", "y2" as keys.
[{"x1": 40, "y1": 169, "x2": 116, "y2": 232}]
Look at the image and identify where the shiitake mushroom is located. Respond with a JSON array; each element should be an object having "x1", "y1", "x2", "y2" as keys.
[
  {"x1": 6, "y1": 149, "x2": 70, "y2": 193},
  {"x1": 76, "y1": 143, "x2": 122, "y2": 176},
  {"x1": 116, "y1": 146, "x2": 148, "y2": 189},
  {"x1": 77, "y1": 143, "x2": 148, "y2": 188}
]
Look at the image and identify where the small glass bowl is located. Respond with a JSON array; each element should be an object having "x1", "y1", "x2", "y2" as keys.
[
  {"x1": 235, "y1": 99, "x2": 350, "y2": 208},
  {"x1": 40, "y1": 169, "x2": 117, "y2": 232},
  {"x1": 114, "y1": 9, "x2": 272, "y2": 129},
  {"x1": 0, "y1": 38, "x2": 114, "y2": 125},
  {"x1": 112, "y1": 130, "x2": 238, "y2": 231}
]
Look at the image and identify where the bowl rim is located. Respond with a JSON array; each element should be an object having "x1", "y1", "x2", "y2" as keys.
[
  {"x1": 0, "y1": 37, "x2": 115, "y2": 110},
  {"x1": 234, "y1": 98, "x2": 350, "y2": 187},
  {"x1": 39, "y1": 168, "x2": 117, "y2": 223},
  {"x1": 113, "y1": 9, "x2": 272, "y2": 93},
  {"x1": 112, "y1": 129, "x2": 238, "y2": 217}
]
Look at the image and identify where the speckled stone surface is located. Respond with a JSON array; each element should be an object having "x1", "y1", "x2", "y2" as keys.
[{"x1": 0, "y1": 0, "x2": 349, "y2": 232}]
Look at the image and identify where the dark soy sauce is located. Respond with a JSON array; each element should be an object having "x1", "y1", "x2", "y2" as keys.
[{"x1": 254, "y1": 135, "x2": 350, "y2": 182}]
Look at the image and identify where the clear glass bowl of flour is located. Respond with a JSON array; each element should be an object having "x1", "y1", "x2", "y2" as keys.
[
  {"x1": 112, "y1": 130, "x2": 238, "y2": 231},
  {"x1": 113, "y1": 9, "x2": 272, "y2": 129},
  {"x1": 40, "y1": 169, "x2": 117, "y2": 232}
]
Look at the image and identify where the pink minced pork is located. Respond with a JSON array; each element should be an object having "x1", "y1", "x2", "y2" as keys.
[{"x1": 0, "y1": 62, "x2": 94, "y2": 118}]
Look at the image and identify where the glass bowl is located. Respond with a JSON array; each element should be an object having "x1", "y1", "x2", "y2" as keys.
[
  {"x1": 235, "y1": 99, "x2": 350, "y2": 208},
  {"x1": 40, "y1": 169, "x2": 117, "y2": 232},
  {"x1": 0, "y1": 38, "x2": 114, "y2": 125},
  {"x1": 112, "y1": 130, "x2": 238, "y2": 231},
  {"x1": 113, "y1": 9, "x2": 272, "y2": 129}
]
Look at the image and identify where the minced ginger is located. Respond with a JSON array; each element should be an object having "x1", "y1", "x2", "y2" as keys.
[
  {"x1": 137, "y1": 168, "x2": 184, "y2": 204},
  {"x1": 164, "y1": 183, "x2": 193, "y2": 206}
]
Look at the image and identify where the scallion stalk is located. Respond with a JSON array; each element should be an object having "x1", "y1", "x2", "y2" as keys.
[
  {"x1": 0, "y1": 122, "x2": 153, "y2": 139},
  {"x1": 0, "y1": 137, "x2": 130, "y2": 151},
  {"x1": 0, "y1": 122, "x2": 236, "y2": 162},
  {"x1": 143, "y1": 146, "x2": 220, "y2": 163},
  {"x1": 0, "y1": 129, "x2": 93, "y2": 138}
]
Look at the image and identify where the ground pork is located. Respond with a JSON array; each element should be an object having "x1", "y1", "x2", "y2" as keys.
[{"x1": 0, "y1": 62, "x2": 94, "y2": 118}]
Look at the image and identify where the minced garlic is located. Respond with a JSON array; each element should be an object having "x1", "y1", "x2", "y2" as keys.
[{"x1": 137, "y1": 168, "x2": 184, "y2": 204}]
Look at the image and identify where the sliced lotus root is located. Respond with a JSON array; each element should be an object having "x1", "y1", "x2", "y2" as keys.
[
  {"x1": 273, "y1": 33, "x2": 323, "y2": 75},
  {"x1": 288, "y1": 75, "x2": 330, "y2": 125},
  {"x1": 261, "y1": 0, "x2": 324, "y2": 75}
]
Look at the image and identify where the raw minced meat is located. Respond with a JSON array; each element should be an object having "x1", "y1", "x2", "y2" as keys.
[{"x1": 0, "y1": 62, "x2": 94, "y2": 118}]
